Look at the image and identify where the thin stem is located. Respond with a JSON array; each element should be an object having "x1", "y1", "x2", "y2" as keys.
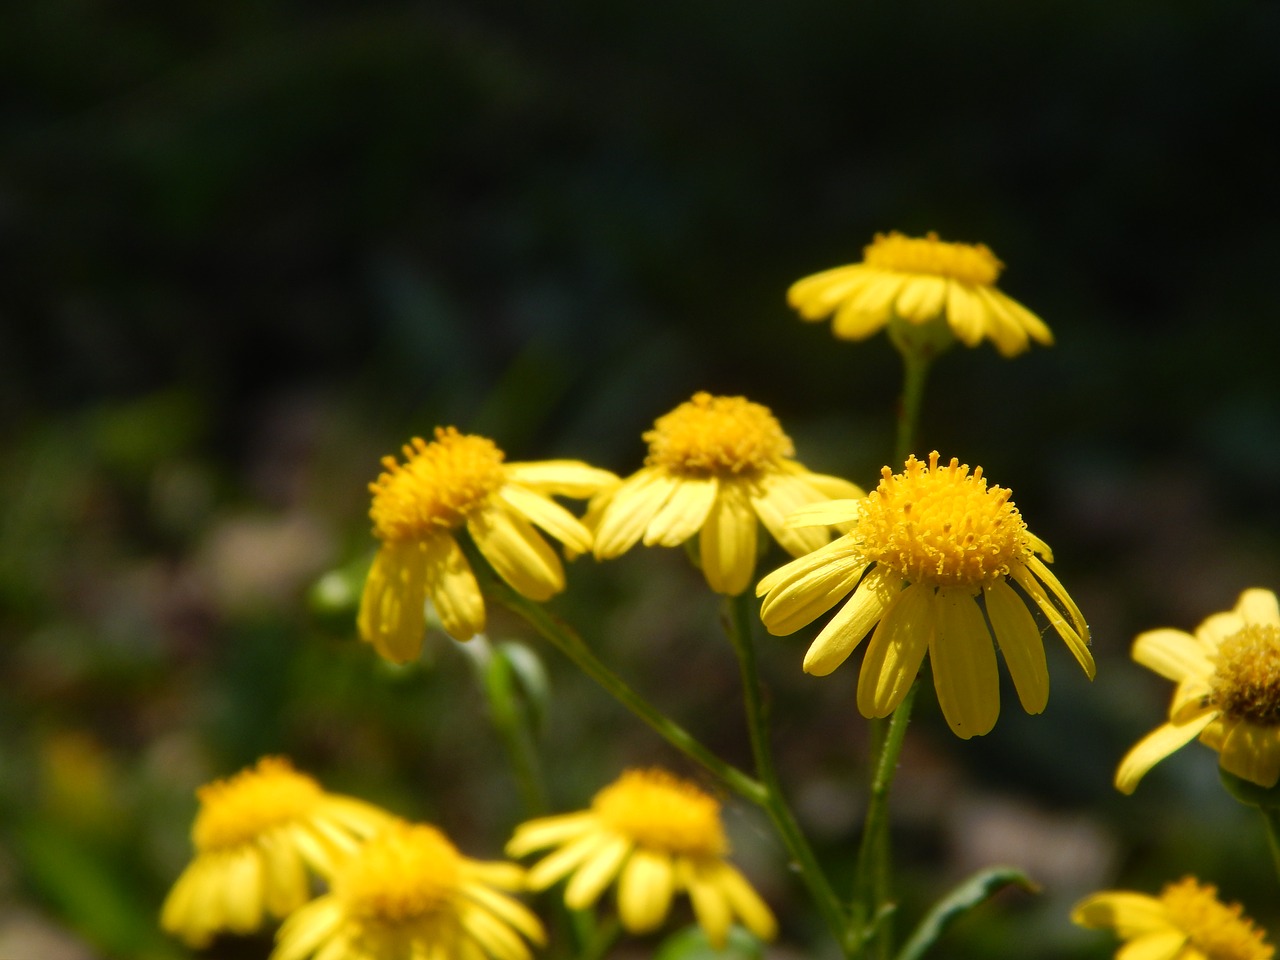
[
  {"x1": 1262, "y1": 807, "x2": 1280, "y2": 885},
  {"x1": 894, "y1": 348, "x2": 933, "y2": 466},
  {"x1": 850, "y1": 680, "x2": 920, "y2": 959},
  {"x1": 490, "y1": 579, "x2": 766, "y2": 806},
  {"x1": 725, "y1": 592, "x2": 852, "y2": 954}
]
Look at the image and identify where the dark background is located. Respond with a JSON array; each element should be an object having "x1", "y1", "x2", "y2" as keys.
[{"x1": 3, "y1": 2, "x2": 1279, "y2": 958}]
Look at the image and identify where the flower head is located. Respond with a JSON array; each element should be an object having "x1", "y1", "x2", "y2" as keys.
[
  {"x1": 587, "y1": 392, "x2": 863, "y2": 595},
  {"x1": 359, "y1": 427, "x2": 616, "y2": 661},
  {"x1": 1116, "y1": 588, "x2": 1280, "y2": 793},
  {"x1": 272, "y1": 821, "x2": 545, "y2": 960},
  {"x1": 161, "y1": 757, "x2": 394, "y2": 947},
  {"x1": 757, "y1": 452, "x2": 1094, "y2": 738},
  {"x1": 506, "y1": 768, "x2": 776, "y2": 948},
  {"x1": 1073, "y1": 876, "x2": 1273, "y2": 960},
  {"x1": 788, "y1": 231, "x2": 1053, "y2": 357}
]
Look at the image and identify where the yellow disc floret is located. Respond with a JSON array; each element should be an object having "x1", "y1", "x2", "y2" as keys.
[
  {"x1": 1159, "y1": 877, "x2": 1274, "y2": 960},
  {"x1": 1213, "y1": 624, "x2": 1280, "y2": 726},
  {"x1": 192, "y1": 757, "x2": 324, "y2": 852},
  {"x1": 369, "y1": 427, "x2": 507, "y2": 542},
  {"x1": 644, "y1": 392, "x2": 793, "y2": 477},
  {"x1": 862, "y1": 231, "x2": 1003, "y2": 286},
  {"x1": 855, "y1": 451, "x2": 1029, "y2": 589},
  {"x1": 338, "y1": 823, "x2": 463, "y2": 923},
  {"x1": 592, "y1": 769, "x2": 727, "y2": 858}
]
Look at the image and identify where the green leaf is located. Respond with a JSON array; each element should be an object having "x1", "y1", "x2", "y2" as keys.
[
  {"x1": 894, "y1": 866, "x2": 1037, "y2": 960},
  {"x1": 653, "y1": 924, "x2": 765, "y2": 960}
]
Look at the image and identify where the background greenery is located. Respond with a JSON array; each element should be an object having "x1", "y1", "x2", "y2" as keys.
[{"x1": 3, "y1": 2, "x2": 1279, "y2": 958}]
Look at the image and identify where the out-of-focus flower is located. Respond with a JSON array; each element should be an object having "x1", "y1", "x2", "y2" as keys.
[
  {"x1": 757, "y1": 451, "x2": 1093, "y2": 738},
  {"x1": 507, "y1": 768, "x2": 776, "y2": 948},
  {"x1": 359, "y1": 427, "x2": 616, "y2": 660},
  {"x1": 161, "y1": 757, "x2": 394, "y2": 947},
  {"x1": 1116, "y1": 588, "x2": 1280, "y2": 792},
  {"x1": 587, "y1": 392, "x2": 862, "y2": 595},
  {"x1": 272, "y1": 821, "x2": 544, "y2": 960},
  {"x1": 1073, "y1": 876, "x2": 1273, "y2": 960},
  {"x1": 788, "y1": 231, "x2": 1053, "y2": 357}
]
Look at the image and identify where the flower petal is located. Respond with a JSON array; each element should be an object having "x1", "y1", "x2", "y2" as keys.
[
  {"x1": 469, "y1": 506, "x2": 564, "y2": 602},
  {"x1": 505, "y1": 812, "x2": 597, "y2": 857},
  {"x1": 857, "y1": 582, "x2": 933, "y2": 718},
  {"x1": 1218, "y1": 720, "x2": 1280, "y2": 788},
  {"x1": 563, "y1": 835, "x2": 633, "y2": 910},
  {"x1": 750, "y1": 475, "x2": 840, "y2": 556},
  {"x1": 423, "y1": 535, "x2": 488, "y2": 642},
  {"x1": 1009, "y1": 561, "x2": 1095, "y2": 680},
  {"x1": 944, "y1": 283, "x2": 986, "y2": 347},
  {"x1": 358, "y1": 541, "x2": 431, "y2": 661},
  {"x1": 1132, "y1": 628, "x2": 1214, "y2": 683},
  {"x1": 758, "y1": 542, "x2": 870, "y2": 637},
  {"x1": 1071, "y1": 891, "x2": 1168, "y2": 937},
  {"x1": 699, "y1": 482, "x2": 758, "y2": 596},
  {"x1": 499, "y1": 484, "x2": 594, "y2": 554},
  {"x1": 781, "y1": 498, "x2": 863, "y2": 528},
  {"x1": 984, "y1": 579, "x2": 1049, "y2": 714},
  {"x1": 930, "y1": 589, "x2": 1000, "y2": 738},
  {"x1": 616, "y1": 849, "x2": 675, "y2": 932},
  {"x1": 503, "y1": 461, "x2": 619, "y2": 497},
  {"x1": 1114, "y1": 712, "x2": 1215, "y2": 795},
  {"x1": 1237, "y1": 587, "x2": 1280, "y2": 627},
  {"x1": 894, "y1": 275, "x2": 947, "y2": 323},
  {"x1": 642, "y1": 476, "x2": 717, "y2": 547},
  {"x1": 1115, "y1": 929, "x2": 1190, "y2": 960},
  {"x1": 803, "y1": 566, "x2": 899, "y2": 676},
  {"x1": 593, "y1": 470, "x2": 679, "y2": 558}
]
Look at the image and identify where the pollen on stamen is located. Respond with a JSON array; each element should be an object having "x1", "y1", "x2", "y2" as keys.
[
  {"x1": 1159, "y1": 877, "x2": 1274, "y2": 960},
  {"x1": 192, "y1": 757, "x2": 323, "y2": 852},
  {"x1": 592, "y1": 769, "x2": 728, "y2": 858},
  {"x1": 338, "y1": 823, "x2": 463, "y2": 923},
  {"x1": 1212, "y1": 624, "x2": 1280, "y2": 726},
  {"x1": 368, "y1": 427, "x2": 507, "y2": 542},
  {"x1": 863, "y1": 231, "x2": 1003, "y2": 287},
  {"x1": 854, "y1": 451, "x2": 1030, "y2": 588},
  {"x1": 644, "y1": 392, "x2": 793, "y2": 477}
]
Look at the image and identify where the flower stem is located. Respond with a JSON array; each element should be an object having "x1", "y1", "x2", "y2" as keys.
[
  {"x1": 850, "y1": 680, "x2": 920, "y2": 959},
  {"x1": 725, "y1": 592, "x2": 852, "y2": 955},
  {"x1": 490, "y1": 579, "x2": 767, "y2": 806},
  {"x1": 894, "y1": 348, "x2": 933, "y2": 466},
  {"x1": 1261, "y1": 806, "x2": 1280, "y2": 885}
]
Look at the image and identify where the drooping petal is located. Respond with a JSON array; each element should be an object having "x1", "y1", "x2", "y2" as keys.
[
  {"x1": 1217, "y1": 720, "x2": 1280, "y2": 788},
  {"x1": 832, "y1": 275, "x2": 904, "y2": 339},
  {"x1": 358, "y1": 541, "x2": 432, "y2": 661},
  {"x1": 893, "y1": 275, "x2": 947, "y2": 323},
  {"x1": 526, "y1": 831, "x2": 615, "y2": 890},
  {"x1": 1009, "y1": 561, "x2": 1095, "y2": 679},
  {"x1": 616, "y1": 849, "x2": 676, "y2": 932},
  {"x1": 505, "y1": 812, "x2": 597, "y2": 857},
  {"x1": 469, "y1": 506, "x2": 564, "y2": 602},
  {"x1": 944, "y1": 283, "x2": 986, "y2": 347},
  {"x1": 273, "y1": 899, "x2": 346, "y2": 960},
  {"x1": 458, "y1": 906, "x2": 535, "y2": 960},
  {"x1": 1114, "y1": 713, "x2": 1215, "y2": 795},
  {"x1": 750, "y1": 474, "x2": 840, "y2": 556},
  {"x1": 1114, "y1": 929, "x2": 1190, "y2": 960},
  {"x1": 563, "y1": 835, "x2": 632, "y2": 910},
  {"x1": 930, "y1": 589, "x2": 1000, "y2": 738},
  {"x1": 699, "y1": 482, "x2": 758, "y2": 596},
  {"x1": 642, "y1": 476, "x2": 717, "y2": 547},
  {"x1": 499, "y1": 484, "x2": 594, "y2": 554},
  {"x1": 758, "y1": 544, "x2": 870, "y2": 637},
  {"x1": 710, "y1": 862, "x2": 777, "y2": 942},
  {"x1": 1023, "y1": 554, "x2": 1090, "y2": 644},
  {"x1": 788, "y1": 265, "x2": 868, "y2": 318},
  {"x1": 1132, "y1": 628, "x2": 1214, "y2": 684},
  {"x1": 970, "y1": 285, "x2": 1030, "y2": 357},
  {"x1": 593, "y1": 469, "x2": 680, "y2": 558},
  {"x1": 984, "y1": 579, "x2": 1049, "y2": 714},
  {"x1": 857, "y1": 583, "x2": 934, "y2": 719},
  {"x1": 461, "y1": 883, "x2": 547, "y2": 944},
  {"x1": 1071, "y1": 891, "x2": 1169, "y2": 938},
  {"x1": 988, "y1": 286, "x2": 1053, "y2": 346},
  {"x1": 503, "y1": 461, "x2": 619, "y2": 497},
  {"x1": 420, "y1": 535, "x2": 487, "y2": 643},
  {"x1": 803, "y1": 566, "x2": 900, "y2": 676},
  {"x1": 681, "y1": 862, "x2": 732, "y2": 950}
]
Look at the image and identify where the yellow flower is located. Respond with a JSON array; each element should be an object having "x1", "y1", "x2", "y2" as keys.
[
  {"x1": 272, "y1": 821, "x2": 545, "y2": 960},
  {"x1": 788, "y1": 231, "x2": 1053, "y2": 357},
  {"x1": 1115, "y1": 588, "x2": 1280, "y2": 793},
  {"x1": 1073, "y1": 876, "x2": 1273, "y2": 960},
  {"x1": 587, "y1": 392, "x2": 863, "y2": 595},
  {"x1": 506, "y1": 768, "x2": 776, "y2": 948},
  {"x1": 757, "y1": 452, "x2": 1094, "y2": 738},
  {"x1": 161, "y1": 757, "x2": 394, "y2": 947},
  {"x1": 359, "y1": 427, "x2": 616, "y2": 661}
]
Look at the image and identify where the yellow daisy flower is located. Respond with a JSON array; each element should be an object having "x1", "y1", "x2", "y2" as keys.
[
  {"x1": 506, "y1": 768, "x2": 777, "y2": 949},
  {"x1": 788, "y1": 231, "x2": 1053, "y2": 357},
  {"x1": 757, "y1": 451, "x2": 1094, "y2": 739},
  {"x1": 1073, "y1": 876, "x2": 1274, "y2": 960},
  {"x1": 359, "y1": 426, "x2": 616, "y2": 661},
  {"x1": 161, "y1": 757, "x2": 394, "y2": 947},
  {"x1": 1115, "y1": 588, "x2": 1280, "y2": 793},
  {"x1": 587, "y1": 392, "x2": 863, "y2": 596},
  {"x1": 272, "y1": 821, "x2": 545, "y2": 960}
]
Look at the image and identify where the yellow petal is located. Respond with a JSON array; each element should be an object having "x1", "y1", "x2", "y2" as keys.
[
  {"x1": 1115, "y1": 930, "x2": 1190, "y2": 960},
  {"x1": 458, "y1": 905, "x2": 534, "y2": 960},
  {"x1": 989, "y1": 286, "x2": 1053, "y2": 346},
  {"x1": 503, "y1": 461, "x2": 619, "y2": 497},
  {"x1": 750, "y1": 475, "x2": 838, "y2": 556},
  {"x1": 1237, "y1": 587, "x2": 1280, "y2": 627},
  {"x1": 274, "y1": 899, "x2": 345, "y2": 960},
  {"x1": 984, "y1": 579, "x2": 1049, "y2": 714},
  {"x1": 499, "y1": 485, "x2": 594, "y2": 554},
  {"x1": 616, "y1": 849, "x2": 675, "y2": 932},
  {"x1": 781, "y1": 498, "x2": 863, "y2": 528},
  {"x1": 358, "y1": 541, "x2": 430, "y2": 662},
  {"x1": 944, "y1": 283, "x2": 986, "y2": 347},
  {"x1": 702, "y1": 861, "x2": 777, "y2": 943},
  {"x1": 699, "y1": 482, "x2": 757, "y2": 596},
  {"x1": 526, "y1": 831, "x2": 613, "y2": 891},
  {"x1": 1071, "y1": 891, "x2": 1168, "y2": 936},
  {"x1": 788, "y1": 265, "x2": 865, "y2": 318},
  {"x1": 971, "y1": 284, "x2": 1030, "y2": 357},
  {"x1": 857, "y1": 583, "x2": 933, "y2": 719},
  {"x1": 505, "y1": 812, "x2": 597, "y2": 857},
  {"x1": 758, "y1": 546, "x2": 870, "y2": 637},
  {"x1": 469, "y1": 506, "x2": 564, "y2": 602},
  {"x1": 894, "y1": 275, "x2": 947, "y2": 322},
  {"x1": 1218, "y1": 720, "x2": 1280, "y2": 788},
  {"x1": 756, "y1": 532, "x2": 858, "y2": 596},
  {"x1": 832, "y1": 275, "x2": 902, "y2": 339},
  {"x1": 642, "y1": 477, "x2": 717, "y2": 547},
  {"x1": 461, "y1": 883, "x2": 547, "y2": 944},
  {"x1": 803, "y1": 566, "x2": 899, "y2": 676},
  {"x1": 682, "y1": 863, "x2": 732, "y2": 950},
  {"x1": 1023, "y1": 554, "x2": 1090, "y2": 644},
  {"x1": 1114, "y1": 713, "x2": 1215, "y2": 795},
  {"x1": 563, "y1": 835, "x2": 632, "y2": 910},
  {"x1": 422, "y1": 535, "x2": 486, "y2": 642},
  {"x1": 930, "y1": 589, "x2": 999, "y2": 738},
  {"x1": 1009, "y1": 561, "x2": 1095, "y2": 679},
  {"x1": 593, "y1": 470, "x2": 678, "y2": 558},
  {"x1": 1132, "y1": 628, "x2": 1213, "y2": 682}
]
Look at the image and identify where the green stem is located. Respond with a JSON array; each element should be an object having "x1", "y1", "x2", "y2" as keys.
[
  {"x1": 894, "y1": 348, "x2": 933, "y2": 466},
  {"x1": 490, "y1": 579, "x2": 766, "y2": 806},
  {"x1": 850, "y1": 680, "x2": 920, "y2": 959},
  {"x1": 1262, "y1": 807, "x2": 1280, "y2": 885},
  {"x1": 725, "y1": 592, "x2": 852, "y2": 954}
]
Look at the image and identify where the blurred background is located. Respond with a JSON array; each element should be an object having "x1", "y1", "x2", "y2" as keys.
[{"x1": 3, "y1": 1, "x2": 1280, "y2": 958}]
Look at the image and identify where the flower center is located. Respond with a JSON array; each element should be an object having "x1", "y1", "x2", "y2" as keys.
[
  {"x1": 369, "y1": 427, "x2": 507, "y2": 542},
  {"x1": 337, "y1": 823, "x2": 462, "y2": 924},
  {"x1": 644, "y1": 393, "x2": 793, "y2": 477},
  {"x1": 1212, "y1": 624, "x2": 1280, "y2": 726},
  {"x1": 1159, "y1": 877, "x2": 1274, "y2": 960},
  {"x1": 862, "y1": 231, "x2": 1003, "y2": 287},
  {"x1": 592, "y1": 769, "x2": 727, "y2": 858},
  {"x1": 192, "y1": 757, "x2": 324, "y2": 852},
  {"x1": 854, "y1": 452, "x2": 1029, "y2": 589}
]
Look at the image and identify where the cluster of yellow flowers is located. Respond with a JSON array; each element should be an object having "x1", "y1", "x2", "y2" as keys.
[{"x1": 161, "y1": 232, "x2": 1280, "y2": 958}]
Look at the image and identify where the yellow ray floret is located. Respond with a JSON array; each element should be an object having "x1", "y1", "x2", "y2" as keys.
[
  {"x1": 1116, "y1": 588, "x2": 1280, "y2": 792},
  {"x1": 788, "y1": 231, "x2": 1053, "y2": 357},
  {"x1": 757, "y1": 452, "x2": 1093, "y2": 739},
  {"x1": 507, "y1": 768, "x2": 776, "y2": 948},
  {"x1": 359, "y1": 427, "x2": 616, "y2": 660},
  {"x1": 586, "y1": 392, "x2": 863, "y2": 595}
]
